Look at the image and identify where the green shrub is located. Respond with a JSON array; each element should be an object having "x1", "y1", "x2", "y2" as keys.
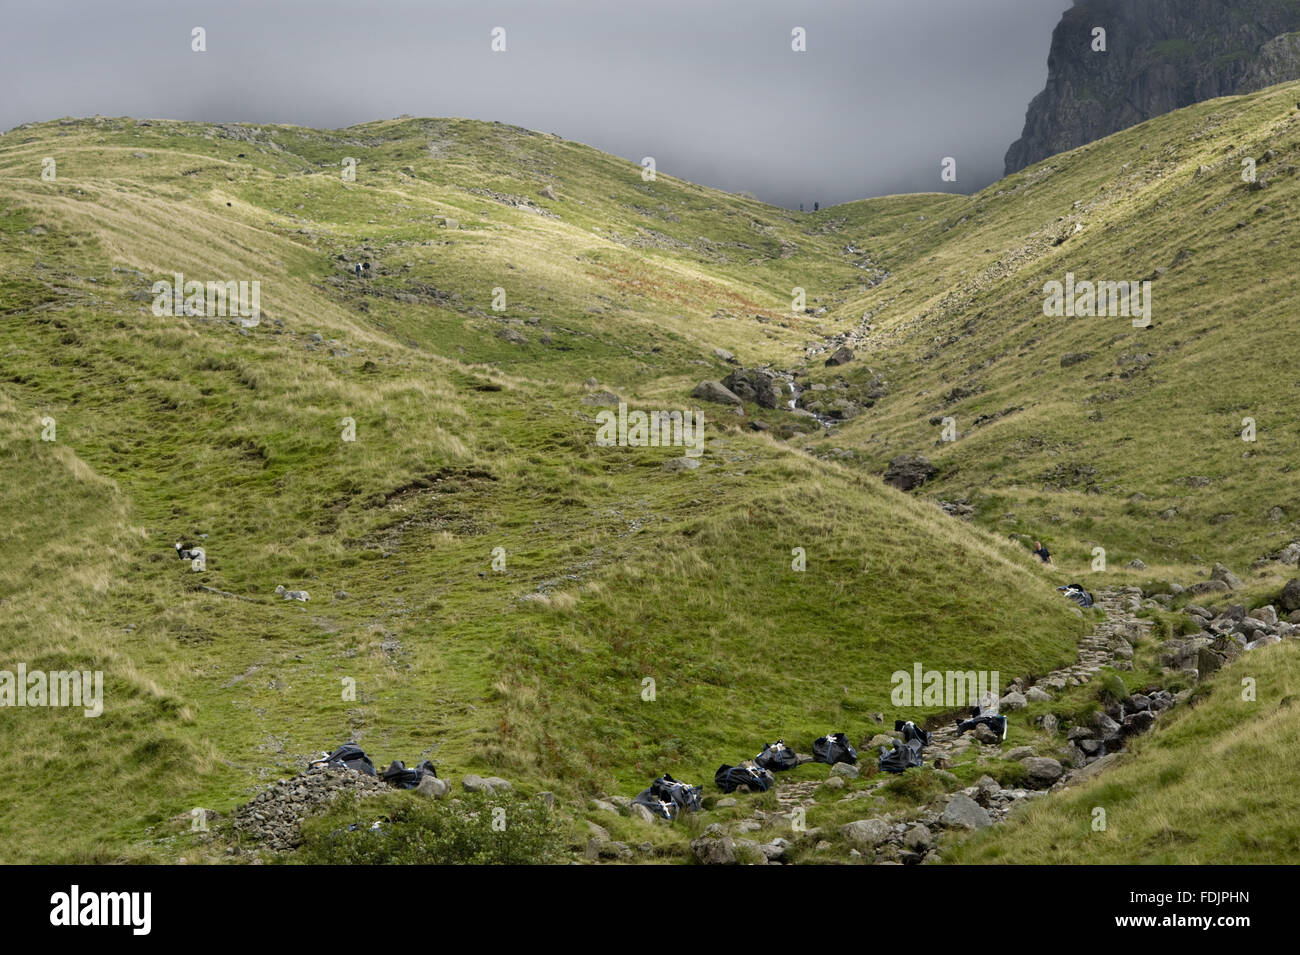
[
  {"x1": 1097, "y1": 672, "x2": 1130, "y2": 705},
  {"x1": 882, "y1": 769, "x2": 945, "y2": 804},
  {"x1": 988, "y1": 760, "x2": 1028, "y2": 788},
  {"x1": 298, "y1": 790, "x2": 564, "y2": 865}
]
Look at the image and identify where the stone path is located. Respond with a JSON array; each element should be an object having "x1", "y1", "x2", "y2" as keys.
[{"x1": 697, "y1": 587, "x2": 1171, "y2": 863}]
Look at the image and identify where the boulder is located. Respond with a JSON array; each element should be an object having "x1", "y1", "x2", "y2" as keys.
[
  {"x1": 974, "y1": 775, "x2": 1001, "y2": 805},
  {"x1": 883, "y1": 454, "x2": 937, "y2": 492},
  {"x1": 1023, "y1": 757, "x2": 1064, "y2": 787},
  {"x1": 1210, "y1": 563, "x2": 1243, "y2": 590},
  {"x1": 903, "y1": 824, "x2": 933, "y2": 851},
  {"x1": 1249, "y1": 605, "x2": 1279, "y2": 626},
  {"x1": 690, "y1": 835, "x2": 737, "y2": 865},
  {"x1": 1247, "y1": 634, "x2": 1282, "y2": 650},
  {"x1": 415, "y1": 775, "x2": 449, "y2": 799},
  {"x1": 1025, "y1": 686, "x2": 1052, "y2": 703},
  {"x1": 830, "y1": 761, "x2": 859, "y2": 779},
  {"x1": 839, "y1": 818, "x2": 891, "y2": 846},
  {"x1": 939, "y1": 793, "x2": 992, "y2": 830},
  {"x1": 1090, "y1": 711, "x2": 1122, "y2": 743},
  {"x1": 691, "y1": 380, "x2": 742, "y2": 405},
  {"x1": 824, "y1": 345, "x2": 854, "y2": 367},
  {"x1": 1000, "y1": 690, "x2": 1028, "y2": 711},
  {"x1": 1279, "y1": 579, "x2": 1300, "y2": 613},
  {"x1": 462, "y1": 774, "x2": 511, "y2": 794},
  {"x1": 1122, "y1": 711, "x2": 1156, "y2": 736},
  {"x1": 973, "y1": 723, "x2": 1001, "y2": 744},
  {"x1": 722, "y1": 368, "x2": 784, "y2": 409}
]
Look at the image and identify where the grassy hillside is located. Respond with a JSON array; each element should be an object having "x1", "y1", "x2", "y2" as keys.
[
  {"x1": 4, "y1": 83, "x2": 1300, "y2": 863},
  {"x1": 792, "y1": 80, "x2": 1300, "y2": 579},
  {"x1": 0, "y1": 114, "x2": 1076, "y2": 862}
]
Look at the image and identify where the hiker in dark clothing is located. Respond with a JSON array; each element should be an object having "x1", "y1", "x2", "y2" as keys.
[
  {"x1": 1032, "y1": 540, "x2": 1053, "y2": 564},
  {"x1": 354, "y1": 263, "x2": 362, "y2": 277}
]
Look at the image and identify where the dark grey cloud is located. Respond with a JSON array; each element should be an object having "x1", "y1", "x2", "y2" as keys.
[{"x1": 1, "y1": 0, "x2": 1071, "y2": 207}]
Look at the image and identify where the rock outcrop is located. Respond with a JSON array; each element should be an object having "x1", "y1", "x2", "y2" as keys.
[{"x1": 1005, "y1": 1, "x2": 1300, "y2": 174}]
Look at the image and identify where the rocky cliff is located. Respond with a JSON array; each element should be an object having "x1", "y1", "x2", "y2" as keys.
[{"x1": 1005, "y1": 0, "x2": 1300, "y2": 174}]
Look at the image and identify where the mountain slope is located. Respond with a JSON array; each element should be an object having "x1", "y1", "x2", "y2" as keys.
[
  {"x1": 794, "y1": 79, "x2": 1300, "y2": 578},
  {"x1": 0, "y1": 115, "x2": 1075, "y2": 862},
  {"x1": 5, "y1": 84, "x2": 1300, "y2": 862}
]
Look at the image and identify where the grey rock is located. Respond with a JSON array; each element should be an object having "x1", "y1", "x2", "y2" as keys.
[
  {"x1": 973, "y1": 723, "x2": 1001, "y2": 744},
  {"x1": 1090, "y1": 711, "x2": 1122, "y2": 743},
  {"x1": 1211, "y1": 563, "x2": 1243, "y2": 590},
  {"x1": 1024, "y1": 757, "x2": 1064, "y2": 787},
  {"x1": 1122, "y1": 711, "x2": 1156, "y2": 736},
  {"x1": 840, "y1": 818, "x2": 891, "y2": 846},
  {"x1": 1000, "y1": 690, "x2": 1028, "y2": 711},
  {"x1": 939, "y1": 793, "x2": 992, "y2": 830},
  {"x1": 1280, "y1": 579, "x2": 1300, "y2": 613},
  {"x1": 824, "y1": 345, "x2": 854, "y2": 367},
  {"x1": 415, "y1": 775, "x2": 449, "y2": 799},
  {"x1": 883, "y1": 454, "x2": 937, "y2": 492},
  {"x1": 662, "y1": 457, "x2": 701, "y2": 473},
  {"x1": 903, "y1": 824, "x2": 933, "y2": 851},
  {"x1": 722, "y1": 368, "x2": 784, "y2": 409},
  {"x1": 691, "y1": 380, "x2": 742, "y2": 406},
  {"x1": 690, "y1": 835, "x2": 737, "y2": 865}
]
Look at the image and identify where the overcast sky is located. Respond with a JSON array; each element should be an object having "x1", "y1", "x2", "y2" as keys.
[{"x1": 0, "y1": 0, "x2": 1073, "y2": 207}]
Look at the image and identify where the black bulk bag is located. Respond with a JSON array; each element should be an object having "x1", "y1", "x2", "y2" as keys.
[
  {"x1": 955, "y1": 712, "x2": 1007, "y2": 740},
  {"x1": 380, "y1": 759, "x2": 438, "y2": 789},
  {"x1": 632, "y1": 787, "x2": 678, "y2": 821},
  {"x1": 813, "y1": 732, "x2": 858, "y2": 765},
  {"x1": 312, "y1": 742, "x2": 376, "y2": 776},
  {"x1": 714, "y1": 763, "x2": 775, "y2": 794},
  {"x1": 754, "y1": 739, "x2": 799, "y2": 772},
  {"x1": 656, "y1": 774, "x2": 703, "y2": 814},
  {"x1": 878, "y1": 721, "x2": 931, "y2": 774},
  {"x1": 1058, "y1": 584, "x2": 1094, "y2": 608},
  {"x1": 633, "y1": 773, "x2": 704, "y2": 820}
]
